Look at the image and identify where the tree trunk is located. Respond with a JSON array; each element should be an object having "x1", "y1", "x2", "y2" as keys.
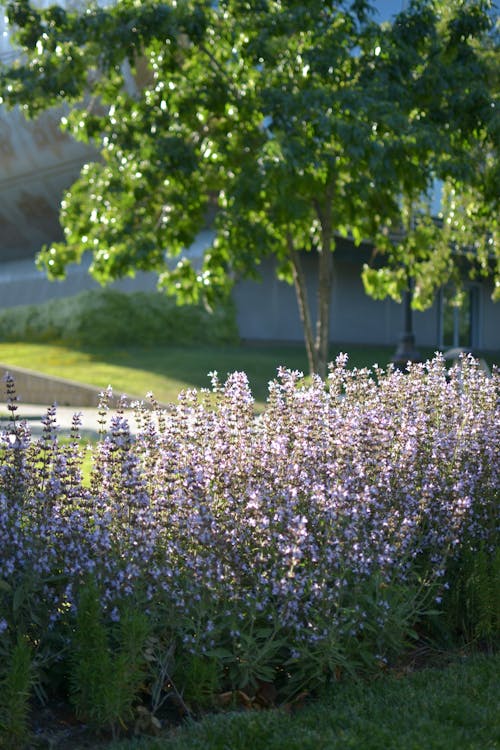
[
  {"x1": 315, "y1": 244, "x2": 334, "y2": 379},
  {"x1": 313, "y1": 193, "x2": 334, "y2": 379},
  {"x1": 287, "y1": 206, "x2": 334, "y2": 379},
  {"x1": 288, "y1": 231, "x2": 317, "y2": 374}
]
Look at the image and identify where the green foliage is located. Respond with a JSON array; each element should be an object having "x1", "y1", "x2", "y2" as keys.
[
  {"x1": 0, "y1": 0, "x2": 496, "y2": 374},
  {"x1": 0, "y1": 289, "x2": 239, "y2": 347},
  {"x1": 0, "y1": 636, "x2": 33, "y2": 750},
  {"x1": 175, "y1": 654, "x2": 219, "y2": 710},
  {"x1": 442, "y1": 543, "x2": 500, "y2": 648},
  {"x1": 70, "y1": 581, "x2": 150, "y2": 738}
]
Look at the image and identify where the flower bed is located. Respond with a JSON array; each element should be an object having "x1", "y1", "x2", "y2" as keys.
[{"x1": 0, "y1": 355, "x2": 498, "y2": 742}]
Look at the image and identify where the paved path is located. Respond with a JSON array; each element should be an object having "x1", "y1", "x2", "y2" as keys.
[{"x1": 0, "y1": 403, "x2": 144, "y2": 438}]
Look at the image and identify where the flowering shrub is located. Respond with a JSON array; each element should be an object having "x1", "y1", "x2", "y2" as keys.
[{"x1": 0, "y1": 355, "x2": 498, "y2": 735}]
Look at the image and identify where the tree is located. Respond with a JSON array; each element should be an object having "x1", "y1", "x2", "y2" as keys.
[
  {"x1": 0, "y1": 0, "x2": 497, "y2": 375},
  {"x1": 361, "y1": 1, "x2": 499, "y2": 313}
]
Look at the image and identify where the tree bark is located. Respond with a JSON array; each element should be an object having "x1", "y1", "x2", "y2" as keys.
[
  {"x1": 313, "y1": 193, "x2": 334, "y2": 379},
  {"x1": 287, "y1": 183, "x2": 335, "y2": 378},
  {"x1": 315, "y1": 245, "x2": 334, "y2": 379},
  {"x1": 288, "y1": 232, "x2": 334, "y2": 377},
  {"x1": 287, "y1": 231, "x2": 317, "y2": 374}
]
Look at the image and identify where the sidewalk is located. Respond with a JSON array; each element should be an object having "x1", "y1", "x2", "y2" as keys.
[{"x1": 0, "y1": 403, "x2": 144, "y2": 438}]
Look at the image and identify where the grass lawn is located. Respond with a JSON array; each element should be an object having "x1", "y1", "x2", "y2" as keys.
[
  {"x1": 0, "y1": 341, "x2": 450, "y2": 408},
  {"x1": 102, "y1": 653, "x2": 499, "y2": 750}
]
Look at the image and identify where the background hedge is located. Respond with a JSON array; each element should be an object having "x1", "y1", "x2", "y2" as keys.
[{"x1": 0, "y1": 289, "x2": 239, "y2": 347}]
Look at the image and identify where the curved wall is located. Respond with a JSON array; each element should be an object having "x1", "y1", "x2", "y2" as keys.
[
  {"x1": 0, "y1": 5, "x2": 96, "y2": 263},
  {"x1": 0, "y1": 107, "x2": 96, "y2": 262}
]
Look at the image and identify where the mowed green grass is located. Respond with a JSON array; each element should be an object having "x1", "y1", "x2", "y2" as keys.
[
  {"x1": 0, "y1": 341, "x2": 436, "y2": 408},
  {"x1": 1, "y1": 340, "x2": 498, "y2": 407},
  {"x1": 106, "y1": 653, "x2": 499, "y2": 750}
]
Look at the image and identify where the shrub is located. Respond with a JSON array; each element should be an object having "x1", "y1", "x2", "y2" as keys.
[
  {"x1": 70, "y1": 580, "x2": 150, "y2": 737},
  {"x1": 0, "y1": 636, "x2": 33, "y2": 749},
  {"x1": 0, "y1": 288, "x2": 239, "y2": 347},
  {"x1": 0, "y1": 355, "x2": 498, "y2": 737}
]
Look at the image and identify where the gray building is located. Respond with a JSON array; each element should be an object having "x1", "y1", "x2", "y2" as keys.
[{"x1": 233, "y1": 245, "x2": 499, "y2": 352}]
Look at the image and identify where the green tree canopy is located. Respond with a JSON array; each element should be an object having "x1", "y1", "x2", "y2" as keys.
[
  {"x1": 361, "y1": 1, "x2": 499, "y2": 311},
  {"x1": 1, "y1": 0, "x2": 498, "y2": 374}
]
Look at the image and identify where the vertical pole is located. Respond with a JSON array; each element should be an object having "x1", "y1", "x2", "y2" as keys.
[{"x1": 391, "y1": 277, "x2": 421, "y2": 369}]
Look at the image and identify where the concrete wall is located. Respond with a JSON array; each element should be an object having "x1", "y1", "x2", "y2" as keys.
[
  {"x1": 0, "y1": 362, "x2": 115, "y2": 407},
  {"x1": 0, "y1": 255, "x2": 158, "y2": 308}
]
